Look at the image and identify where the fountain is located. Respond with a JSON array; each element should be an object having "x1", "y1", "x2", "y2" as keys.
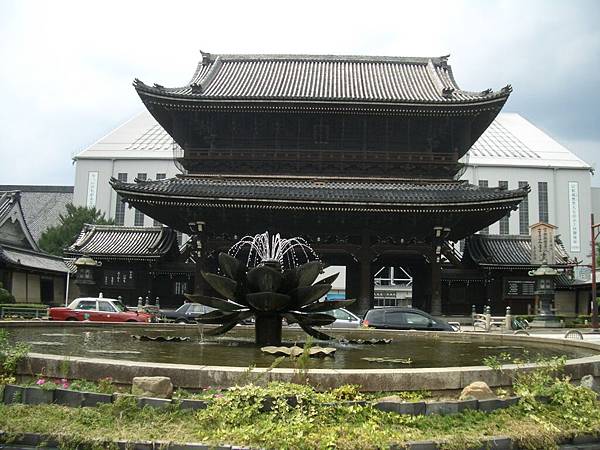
[{"x1": 185, "y1": 232, "x2": 355, "y2": 346}]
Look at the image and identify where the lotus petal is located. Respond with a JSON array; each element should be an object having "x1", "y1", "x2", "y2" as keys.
[
  {"x1": 290, "y1": 284, "x2": 331, "y2": 307},
  {"x1": 279, "y1": 268, "x2": 299, "y2": 292},
  {"x1": 298, "y1": 324, "x2": 334, "y2": 341},
  {"x1": 246, "y1": 292, "x2": 291, "y2": 312},
  {"x1": 314, "y1": 272, "x2": 339, "y2": 286},
  {"x1": 301, "y1": 299, "x2": 356, "y2": 313},
  {"x1": 247, "y1": 266, "x2": 283, "y2": 293},
  {"x1": 288, "y1": 312, "x2": 336, "y2": 326},
  {"x1": 218, "y1": 252, "x2": 246, "y2": 281},
  {"x1": 296, "y1": 261, "x2": 323, "y2": 287},
  {"x1": 184, "y1": 294, "x2": 245, "y2": 312},
  {"x1": 194, "y1": 310, "x2": 241, "y2": 324},
  {"x1": 203, "y1": 320, "x2": 239, "y2": 336},
  {"x1": 201, "y1": 272, "x2": 238, "y2": 299},
  {"x1": 308, "y1": 347, "x2": 336, "y2": 356}
]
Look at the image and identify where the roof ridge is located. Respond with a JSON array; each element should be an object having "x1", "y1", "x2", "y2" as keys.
[{"x1": 204, "y1": 53, "x2": 450, "y2": 65}]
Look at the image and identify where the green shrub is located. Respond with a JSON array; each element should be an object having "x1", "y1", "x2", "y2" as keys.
[{"x1": 0, "y1": 284, "x2": 15, "y2": 305}]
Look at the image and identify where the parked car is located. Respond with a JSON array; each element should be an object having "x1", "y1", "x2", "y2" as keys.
[
  {"x1": 162, "y1": 302, "x2": 216, "y2": 324},
  {"x1": 362, "y1": 307, "x2": 456, "y2": 332},
  {"x1": 323, "y1": 308, "x2": 362, "y2": 328},
  {"x1": 49, "y1": 297, "x2": 154, "y2": 323}
]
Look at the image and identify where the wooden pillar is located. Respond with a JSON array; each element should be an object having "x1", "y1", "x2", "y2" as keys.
[
  {"x1": 190, "y1": 221, "x2": 208, "y2": 295},
  {"x1": 355, "y1": 232, "x2": 374, "y2": 315},
  {"x1": 430, "y1": 257, "x2": 442, "y2": 316}
]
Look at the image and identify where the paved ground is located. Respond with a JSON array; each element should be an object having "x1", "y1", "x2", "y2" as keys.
[{"x1": 460, "y1": 325, "x2": 600, "y2": 343}]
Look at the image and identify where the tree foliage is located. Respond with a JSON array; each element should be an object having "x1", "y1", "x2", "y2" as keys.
[{"x1": 38, "y1": 204, "x2": 113, "y2": 256}]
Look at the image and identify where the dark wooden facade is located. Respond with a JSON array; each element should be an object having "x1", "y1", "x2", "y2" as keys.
[
  {"x1": 113, "y1": 52, "x2": 527, "y2": 315},
  {"x1": 65, "y1": 225, "x2": 192, "y2": 308}
]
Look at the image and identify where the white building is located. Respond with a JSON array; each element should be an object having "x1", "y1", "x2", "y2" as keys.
[
  {"x1": 73, "y1": 112, "x2": 594, "y2": 265},
  {"x1": 463, "y1": 113, "x2": 592, "y2": 264}
]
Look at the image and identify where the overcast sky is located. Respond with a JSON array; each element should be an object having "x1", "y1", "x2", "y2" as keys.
[{"x1": 0, "y1": 0, "x2": 598, "y2": 186}]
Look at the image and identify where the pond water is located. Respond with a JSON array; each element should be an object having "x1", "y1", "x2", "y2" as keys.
[{"x1": 7, "y1": 325, "x2": 597, "y2": 370}]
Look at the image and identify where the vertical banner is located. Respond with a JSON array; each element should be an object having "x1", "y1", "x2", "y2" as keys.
[
  {"x1": 568, "y1": 181, "x2": 580, "y2": 253},
  {"x1": 86, "y1": 171, "x2": 98, "y2": 209}
]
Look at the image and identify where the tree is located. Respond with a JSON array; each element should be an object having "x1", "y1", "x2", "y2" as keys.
[{"x1": 38, "y1": 204, "x2": 114, "y2": 256}]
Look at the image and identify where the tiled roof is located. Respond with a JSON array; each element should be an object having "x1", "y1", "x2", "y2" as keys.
[
  {"x1": 135, "y1": 53, "x2": 511, "y2": 105},
  {"x1": 0, "y1": 186, "x2": 73, "y2": 242},
  {"x1": 0, "y1": 192, "x2": 17, "y2": 223},
  {"x1": 0, "y1": 191, "x2": 38, "y2": 251},
  {"x1": 65, "y1": 224, "x2": 177, "y2": 260},
  {"x1": 465, "y1": 234, "x2": 573, "y2": 268},
  {"x1": 0, "y1": 244, "x2": 69, "y2": 274},
  {"x1": 111, "y1": 175, "x2": 528, "y2": 209}
]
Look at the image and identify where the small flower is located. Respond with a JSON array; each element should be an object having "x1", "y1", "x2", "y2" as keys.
[
  {"x1": 35, "y1": 378, "x2": 46, "y2": 385},
  {"x1": 213, "y1": 393, "x2": 223, "y2": 398}
]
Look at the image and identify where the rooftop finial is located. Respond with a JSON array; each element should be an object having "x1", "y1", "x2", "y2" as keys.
[{"x1": 200, "y1": 50, "x2": 212, "y2": 65}]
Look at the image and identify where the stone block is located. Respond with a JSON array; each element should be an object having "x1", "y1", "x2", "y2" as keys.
[
  {"x1": 54, "y1": 388, "x2": 83, "y2": 407},
  {"x1": 478, "y1": 398, "x2": 507, "y2": 413},
  {"x1": 168, "y1": 443, "x2": 211, "y2": 450},
  {"x1": 137, "y1": 397, "x2": 171, "y2": 409},
  {"x1": 179, "y1": 398, "x2": 208, "y2": 411},
  {"x1": 456, "y1": 399, "x2": 478, "y2": 412},
  {"x1": 82, "y1": 391, "x2": 112, "y2": 407},
  {"x1": 478, "y1": 436, "x2": 513, "y2": 450},
  {"x1": 23, "y1": 386, "x2": 54, "y2": 405},
  {"x1": 503, "y1": 396, "x2": 520, "y2": 407},
  {"x1": 580, "y1": 374, "x2": 600, "y2": 394},
  {"x1": 459, "y1": 381, "x2": 496, "y2": 400},
  {"x1": 425, "y1": 401, "x2": 460, "y2": 415},
  {"x1": 3, "y1": 384, "x2": 23, "y2": 404},
  {"x1": 131, "y1": 376, "x2": 173, "y2": 399},
  {"x1": 374, "y1": 398, "x2": 425, "y2": 415},
  {"x1": 405, "y1": 440, "x2": 439, "y2": 450}
]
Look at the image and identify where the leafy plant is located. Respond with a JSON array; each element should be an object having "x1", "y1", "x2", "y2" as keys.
[
  {"x1": 0, "y1": 330, "x2": 29, "y2": 378},
  {"x1": 0, "y1": 283, "x2": 15, "y2": 304}
]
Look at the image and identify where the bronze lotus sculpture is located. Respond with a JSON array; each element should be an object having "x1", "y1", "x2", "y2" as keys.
[{"x1": 185, "y1": 232, "x2": 355, "y2": 346}]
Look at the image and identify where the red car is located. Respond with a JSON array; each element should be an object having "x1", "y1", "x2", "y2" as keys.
[{"x1": 49, "y1": 297, "x2": 154, "y2": 323}]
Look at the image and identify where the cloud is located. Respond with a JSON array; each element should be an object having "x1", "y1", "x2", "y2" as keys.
[{"x1": 0, "y1": 0, "x2": 598, "y2": 185}]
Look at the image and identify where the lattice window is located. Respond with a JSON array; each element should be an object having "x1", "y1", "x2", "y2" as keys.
[
  {"x1": 134, "y1": 173, "x2": 147, "y2": 226},
  {"x1": 478, "y1": 180, "x2": 489, "y2": 234},
  {"x1": 114, "y1": 173, "x2": 127, "y2": 226},
  {"x1": 538, "y1": 181, "x2": 549, "y2": 223},
  {"x1": 499, "y1": 181, "x2": 509, "y2": 234},
  {"x1": 519, "y1": 181, "x2": 529, "y2": 235}
]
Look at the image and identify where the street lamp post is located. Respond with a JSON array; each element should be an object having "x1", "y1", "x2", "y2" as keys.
[{"x1": 590, "y1": 213, "x2": 599, "y2": 331}]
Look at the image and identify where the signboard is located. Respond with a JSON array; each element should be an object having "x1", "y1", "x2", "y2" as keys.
[
  {"x1": 103, "y1": 270, "x2": 135, "y2": 289},
  {"x1": 504, "y1": 279, "x2": 536, "y2": 298},
  {"x1": 530, "y1": 222, "x2": 556, "y2": 264},
  {"x1": 86, "y1": 172, "x2": 98, "y2": 209},
  {"x1": 568, "y1": 181, "x2": 580, "y2": 252}
]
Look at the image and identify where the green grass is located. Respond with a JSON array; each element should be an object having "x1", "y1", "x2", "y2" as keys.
[{"x1": 1, "y1": 382, "x2": 599, "y2": 450}]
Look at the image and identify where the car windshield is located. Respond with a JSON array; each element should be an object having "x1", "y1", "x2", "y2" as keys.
[
  {"x1": 175, "y1": 303, "x2": 190, "y2": 313},
  {"x1": 112, "y1": 301, "x2": 127, "y2": 312}
]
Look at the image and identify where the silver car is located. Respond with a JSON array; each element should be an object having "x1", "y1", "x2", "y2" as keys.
[{"x1": 323, "y1": 308, "x2": 362, "y2": 328}]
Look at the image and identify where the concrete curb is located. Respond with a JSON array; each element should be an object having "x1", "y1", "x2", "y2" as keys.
[
  {"x1": 0, "y1": 384, "x2": 536, "y2": 416},
  {"x1": 0, "y1": 430, "x2": 599, "y2": 449}
]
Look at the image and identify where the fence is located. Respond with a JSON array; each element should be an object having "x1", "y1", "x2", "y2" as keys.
[
  {"x1": 472, "y1": 305, "x2": 512, "y2": 332},
  {"x1": 0, "y1": 306, "x2": 48, "y2": 319}
]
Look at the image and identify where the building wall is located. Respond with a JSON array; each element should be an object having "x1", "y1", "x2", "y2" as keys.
[
  {"x1": 554, "y1": 291, "x2": 576, "y2": 317},
  {"x1": 73, "y1": 158, "x2": 179, "y2": 226},
  {"x1": 461, "y1": 165, "x2": 592, "y2": 264}
]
